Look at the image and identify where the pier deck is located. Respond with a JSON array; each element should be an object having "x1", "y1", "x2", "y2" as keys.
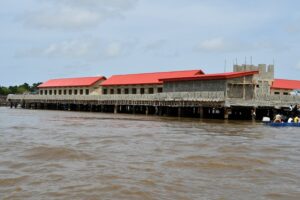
[{"x1": 7, "y1": 92, "x2": 300, "y2": 120}]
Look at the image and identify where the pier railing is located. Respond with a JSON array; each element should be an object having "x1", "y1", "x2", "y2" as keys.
[
  {"x1": 7, "y1": 91, "x2": 225, "y2": 102},
  {"x1": 7, "y1": 92, "x2": 300, "y2": 107},
  {"x1": 228, "y1": 94, "x2": 300, "y2": 107}
]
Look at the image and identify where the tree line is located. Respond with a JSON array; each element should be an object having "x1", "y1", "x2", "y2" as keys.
[{"x1": 0, "y1": 83, "x2": 42, "y2": 96}]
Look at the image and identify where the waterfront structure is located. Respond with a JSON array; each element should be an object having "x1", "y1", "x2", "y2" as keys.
[
  {"x1": 234, "y1": 64, "x2": 300, "y2": 96},
  {"x1": 160, "y1": 71, "x2": 258, "y2": 100},
  {"x1": 233, "y1": 64, "x2": 274, "y2": 96},
  {"x1": 100, "y1": 70, "x2": 204, "y2": 95},
  {"x1": 271, "y1": 79, "x2": 300, "y2": 96},
  {"x1": 7, "y1": 64, "x2": 300, "y2": 120},
  {"x1": 38, "y1": 76, "x2": 106, "y2": 96}
]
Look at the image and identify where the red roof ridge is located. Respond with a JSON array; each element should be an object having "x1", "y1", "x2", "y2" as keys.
[
  {"x1": 274, "y1": 78, "x2": 300, "y2": 82},
  {"x1": 101, "y1": 69, "x2": 204, "y2": 86},
  {"x1": 159, "y1": 70, "x2": 259, "y2": 82},
  {"x1": 38, "y1": 76, "x2": 106, "y2": 88},
  {"x1": 47, "y1": 76, "x2": 105, "y2": 80},
  {"x1": 107, "y1": 69, "x2": 204, "y2": 77}
]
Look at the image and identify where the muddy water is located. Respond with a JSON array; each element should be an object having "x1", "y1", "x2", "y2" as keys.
[{"x1": 0, "y1": 107, "x2": 299, "y2": 200}]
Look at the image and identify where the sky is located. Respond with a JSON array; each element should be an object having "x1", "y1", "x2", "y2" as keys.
[{"x1": 1, "y1": 0, "x2": 300, "y2": 86}]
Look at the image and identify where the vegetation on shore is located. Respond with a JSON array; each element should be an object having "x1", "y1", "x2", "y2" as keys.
[{"x1": 0, "y1": 83, "x2": 42, "y2": 96}]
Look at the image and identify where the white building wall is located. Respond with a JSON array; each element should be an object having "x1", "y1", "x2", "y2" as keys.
[
  {"x1": 39, "y1": 80, "x2": 105, "y2": 95},
  {"x1": 102, "y1": 84, "x2": 163, "y2": 95},
  {"x1": 271, "y1": 89, "x2": 292, "y2": 96}
]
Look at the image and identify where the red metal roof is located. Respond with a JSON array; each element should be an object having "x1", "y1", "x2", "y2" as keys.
[
  {"x1": 38, "y1": 76, "x2": 106, "y2": 88},
  {"x1": 271, "y1": 79, "x2": 300, "y2": 90},
  {"x1": 101, "y1": 70, "x2": 204, "y2": 86},
  {"x1": 159, "y1": 71, "x2": 259, "y2": 82}
]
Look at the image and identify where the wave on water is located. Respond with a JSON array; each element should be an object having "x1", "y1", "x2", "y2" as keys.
[
  {"x1": 0, "y1": 176, "x2": 28, "y2": 187},
  {"x1": 164, "y1": 155, "x2": 269, "y2": 171},
  {"x1": 23, "y1": 146, "x2": 94, "y2": 161}
]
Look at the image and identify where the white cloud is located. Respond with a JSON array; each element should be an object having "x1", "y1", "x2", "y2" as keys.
[
  {"x1": 21, "y1": 0, "x2": 139, "y2": 30},
  {"x1": 197, "y1": 37, "x2": 226, "y2": 52},
  {"x1": 296, "y1": 62, "x2": 300, "y2": 69},
  {"x1": 105, "y1": 42, "x2": 122, "y2": 58},
  {"x1": 143, "y1": 39, "x2": 179, "y2": 57},
  {"x1": 24, "y1": 7, "x2": 104, "y2": 30},
  {"x1": 17, "y1": 38, "x2": 136, "y2": 60},
  {"x1": 53, "y1": 0, "x2": 138, "y2": 10},
  {"x1": 144, "y1": 39, "x2": 167, "y2": 51},
  {"x1": 42, "y1": 39, "x2": 96, "y2": 57},
  {"x1": 195, "y1": 37, "x2": 246, "y2": 53},
  {"x1": 195, "y1": 37, "x2": 289, "y2": 53},
  {"x1": 16, "y1": 39, "x2": 94, "y2": 58}
]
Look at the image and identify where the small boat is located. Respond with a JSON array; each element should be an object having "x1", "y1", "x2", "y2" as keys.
[{"x1": 265, "y1": 122, "x2": 300, "y2": 127}]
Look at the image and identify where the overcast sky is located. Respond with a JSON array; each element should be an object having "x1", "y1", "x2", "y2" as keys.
[{"x1": 1, "y1": 0, "x2": 300, "y2": 86}]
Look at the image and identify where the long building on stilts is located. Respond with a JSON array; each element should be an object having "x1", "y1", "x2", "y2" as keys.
[{"x1": 7, "y1": 64, "x2": 300, "y2": 120}]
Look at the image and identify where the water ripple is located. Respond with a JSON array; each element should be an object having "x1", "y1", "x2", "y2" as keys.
[{"x1": 0, "y1": 107, "x2": 300, "y2": 199}]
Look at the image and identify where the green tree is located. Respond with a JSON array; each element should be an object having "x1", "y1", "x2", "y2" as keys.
[
  {"x1": 8, "y1": 86, "x2": 18, "y2": 94},
  {"x1": 16, "y1": 86, "x2": 29, "y2": 94},
  {"x1": 0, "y1": 87, "x2": 10, "y2": 95},
  {"x1": 0, "y1": 82, "x2": 43, "y2": 95},
  {"x1": 30, "y1": 82, "x2": 42, "y2": 93}
]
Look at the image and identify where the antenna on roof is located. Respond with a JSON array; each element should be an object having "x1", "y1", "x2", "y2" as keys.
[
  {"x1": 250, "y1": 56, "x2": 252, "y2": 65},
  {"x1": 244, "y1": 56, "x2": 247, "y2": 65},
  {"x1": 273, "y1": 58, "x2": 275, "y2": 66},
  {"x1": 236, "y1": 58, "x2": 238, "y2": 65}
]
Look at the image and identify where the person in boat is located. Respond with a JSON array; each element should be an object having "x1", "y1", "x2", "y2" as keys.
[
  {"x1": 294, "y1": 116, "x2": 299, "y2": 123},
  {"x1": 274, "y1": 114, "x2": 282, "y2": 123},
  {"x1": 288, "y1": 117, "x2": 293, "y2": 123}
]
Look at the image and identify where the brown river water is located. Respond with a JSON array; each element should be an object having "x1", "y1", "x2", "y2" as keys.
[{"x1": 0, "y1": 107, "x2": 299, "y2": 200}]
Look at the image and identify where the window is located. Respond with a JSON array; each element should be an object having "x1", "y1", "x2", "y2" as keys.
[
  {"x1": 103, "y1": 89, "x2": 107, "y2": 95},
  {"x1": 49, "y1": 90, "x2": 52, "y2": 95},
  {"x1": 274, "y1": 92, "x2": 280, "y2": 95},
  {"x1": 132, "y1": 88, "x2": 137, "y2": 94},
  {"x1": 69, "y1": 89, "x2": 72, "y2": 95},
  {"x1": 40, "y1": 90, "x2": 43, "y2": 95},
  {"x1": 59, "y1": 90, "x2": 62, "y2": 95},
  {"x1": 148, "y1": 88, "x2": 154, "y2": 94},
  {"x1": 283, "y1": 92, "x2": 289, "y2": 95},
  {"x1": 85, "y1": 89, "x2": 89, "y2": 95},
  {"x1": 64, "y1": 90, "x2": 67, "y2": 95},
  {"x1": 125, "y1": 88, "x2": 129, "y2": 94},
  {"x1": 45, "y1": 90, "x2": 48, "y2": 95},
  {"x1": 74, "y1": 89, "x2": 78, "y2": 95},
  {"x1": 256, "y1": 85, "x2": 260, "y2": 88},
  {"x1": 117, "y1": 89, "x2": 121, "y2": 94},
  {"x1": 140, "y1": 88, "x2": 145, "y2": 94},
  {"x1": 80, "y1": 89, "x2": 83, "y2": 95},
  {"x1": 54, "y1": 90, "x2": 57, "y2": 95},
  {"x1": 158, "y1": 88, "x2": 163, "y2": 93},
  {"x1": 110, "y1": 89, "x2": 114, "y2": 94}
]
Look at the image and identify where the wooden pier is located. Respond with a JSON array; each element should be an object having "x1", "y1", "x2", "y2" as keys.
[{"x1": 7, "y1": 92, "x2": 300, "y2": 120}]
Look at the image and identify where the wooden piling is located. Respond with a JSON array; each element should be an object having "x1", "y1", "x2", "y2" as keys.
[
  {"x1": 114, "y1": 105, "x2": 118, "y2": 114},
  {"x1": 224, "y1": 107, "x2": 229, "y2": 119},
  {"x1": 199, "y1": 106, "x2": 204, "y2": 118}
]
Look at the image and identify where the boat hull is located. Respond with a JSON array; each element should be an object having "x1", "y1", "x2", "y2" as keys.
[{"x1": 266, "y1": 122, "x2": 300, "y2": 127}]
